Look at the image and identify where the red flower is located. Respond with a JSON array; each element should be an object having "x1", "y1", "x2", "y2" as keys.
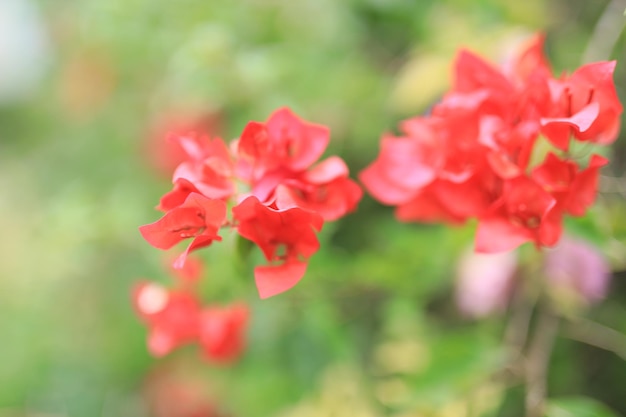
[
  {"x1": 233, "y1": 196, "x2": 323, "y2": 298},
  {"x1": 157, "y1": 178, "x2": 201, "y2": 212},
  {"x1": 541, "y1": 61, "x2": 622, "y2": 149},
  {"x1": 361, "y1": 33, "x2": 617, "y2": 254},
  {"x1": 199, "y1": 303, "x2": 249, "y2": 363},
  {"x1": 132, "y1": 282, "x2": 201, "y2": 357},
  {"x1": 167, "y1": 254, "x2": 205, "y2": 286},
  {"x1": 236, "y1": 107, "x2": 329, "y2": 181},
  {"x1": 143, "y1": 109, "x2": 224, "y2": 177},
  {"x1": 274, "y1": 156, "x2": 362, "y2": 221},
  {"x1": 476, "y1": 176, "x2": 559, "y2": 252},
  {"x1": 503, "y1": 33, "x2": 552, "y2": 84},
  {"x1": 139, "y1": 193, "x2": 227, "y2": 267},
  {"x1": 359, "y1": 132, "x2": 437, "y2": 206},
  {"x1": 170, "y1": 133, "x2": 235, "y2": 201},
  {"x1": 564, "y1": 154, "x2": 608, "y2": 216},
  {"x1": 141, "y1": 107, "x2": 360, "y2": 303}
]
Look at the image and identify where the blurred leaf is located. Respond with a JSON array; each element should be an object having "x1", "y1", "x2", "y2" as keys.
[
  {"x1": 235, "y1": 234, "x2": 255, "y2": 262},
  {"x1": 545, "y1": 396, "x2": 620, "y2": 417}
]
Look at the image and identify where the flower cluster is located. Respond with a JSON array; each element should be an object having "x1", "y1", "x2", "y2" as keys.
[
  {"x1": 132, "y1": 258, "x2": 249, "y2": 363},
  {"x1": 361, "y1": 34, "x2": 621, "y2": 252},
  {"x1": 140, "y1": 107, "x2": 361, "y2": 298}
]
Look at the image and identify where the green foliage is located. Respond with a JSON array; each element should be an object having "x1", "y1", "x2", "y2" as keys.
[
  {"x1": 545, "y1": 397, "x2": 621, "y2": 417},
  {"x1": 1, "y1": 0, "x2": 625, "y2": 416}
]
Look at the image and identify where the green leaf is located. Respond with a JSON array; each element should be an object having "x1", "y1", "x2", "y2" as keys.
[
  {"x1": 235, "y1": 234, "x2": 255, "y2": 262},
  {"x1": 545, "y1": 396, "x2": 620, "y2": 417}
]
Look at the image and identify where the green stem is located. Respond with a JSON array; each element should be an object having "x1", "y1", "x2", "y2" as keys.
[{"x1": 524, "y1": 307, "x2": 560, "y2": 417}]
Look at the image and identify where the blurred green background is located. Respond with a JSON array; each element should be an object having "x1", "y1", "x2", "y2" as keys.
[{"x1": 2, "y1": 0, "x2": 626, "y2": 416}]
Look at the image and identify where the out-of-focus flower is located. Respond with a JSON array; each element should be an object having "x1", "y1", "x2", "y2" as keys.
[
  {"x1": 544, "y1": 236, "x2": 611, "y2": 306},
  {"x1": 132, "y1": 282, "x2": 201, "y2": 357},
  {"x1": 199, "y1": 303, "x2": 249, "y2": 363},
  {"x1": 541, "y1": 61, "x2": 622, "y2": 149},
  {"x1": 361, "y1": 34, "x2": 619, "y2": 253},
  {"x1": 455, "y1": 248, "x2": 518, "y2": 318},
  {"x1": 145, "y1": 110, "x2": 225, "y2": 176},
  {"x1": 133, "y1": 281, "x2": 250, "y2": 362},
  {"x1": 143, "y1": 364, "x2": 227, "y2": 417},
  {"x1": 167, "y1": 255, "x2": 205, "y2": 285}
]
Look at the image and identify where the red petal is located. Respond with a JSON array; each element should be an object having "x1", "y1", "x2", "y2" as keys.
[
  {"x1": 139, "y1": 207, "x2": 205, "y2": 250},
  {"x1": 238, "y1": 121, "x2": 268, "y2": 161},
  {"x1": 475, "y1": 216, "x2": 532, "y2": 253},
  {"x1": 254, "y1": 261, "x2": 308, "y2": 299},
  {"x1": 541, "y1": 102, "x2": 600, "y2": 134},
  {"x1": 566, "y1": 154, "x2": 608, "y2": 216},
  {"x1": 266, "y1": 107, "x2": 330, "y2": 171},
  {"x1": 454, "y1": 49, "x2": 512, "y2": 93},
  {"x1": 157, "y1": 178, "x2": 199, "y2": 212},
  {"x1": 303, "y1": 156, "x2": 349, "y2": 184},
  {"x1": 173, "y1": 234, "x2": 222, "y2": 270}
]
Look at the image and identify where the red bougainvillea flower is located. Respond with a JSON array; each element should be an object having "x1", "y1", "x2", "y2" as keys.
[
  {"x1": 475, "y1": 176, "x2": 559, "y2": 253},
  {"x1": 541, "y1": 61, "x2": 622, "y2": 150},
  {"x1": 167, "y1": 254, "x2": 204, "y2": 286},
  {"x1": 141, "y1": 107, "x2": 360, "y2": 304},
  {"x1": 361, "y1": 32, "x2": 619, "y2": 253},
  {"x1": 531, "y1": 153, "x2": 608, "y2": 216},
  {"x1": 170, "y1": 133, "x2": 235, "y2": 201},
  {"x1": 199, "y1": 303, "x2": 249, "y2": 363},
  {"x1": 236, "y1": 107, "x2": 329, "y2": 181},
  {"x1": 233, "y1": 196, "x2": 323, "y2": 298},
  {"x1": 144, "y1": 109, "x2": 224, "y2": 178},
  {"x1": 143, "y1": 364, "x2": 226, "y2": 417},
  {"x1": 360, "y1": 132, "x2": 437, "y2": 206},
  {"x1": 140, "y1": 193, "x2": 227, "y2": 267},
  {"x1": 133, "y1": 282, "x2": 201, "y2": 357},
  {"x1": 138, "y1": 107, "x2": 359, "y2": 367},
  {"x1": 274, "y1": 156, "x2": 363, "y2": 221},
  {"x1": 157, "y1": 178, "x2": 202, "y2": 212}
]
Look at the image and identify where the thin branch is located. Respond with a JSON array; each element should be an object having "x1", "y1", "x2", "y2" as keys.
[
  {"x1": 564, "y1": 317, "x2": 626, "y2": 361},
  {"x1": 524, "y1": 308, "x2": 560, "y2": 417},
  {"x1": 582, "y1": 0, "x2": 626, "y2": 63}
]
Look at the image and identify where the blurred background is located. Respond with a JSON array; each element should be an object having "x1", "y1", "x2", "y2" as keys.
[{"x1": 2, "y1": 0, "x2": 626, "y2": 416}]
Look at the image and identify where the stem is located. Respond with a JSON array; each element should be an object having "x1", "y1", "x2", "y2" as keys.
[
  {"x1": 582, "y1": 0, "x2": 626, "y2": 63},
  {"x1": 505, "y1": 286, "x2": 535, "y2": 354},
  {"x1": 524, "y1": 307, "x2": 560, "y2": 417},
  {"x1": 564, "y1": 317, "x2": 626, "y2": 361}
]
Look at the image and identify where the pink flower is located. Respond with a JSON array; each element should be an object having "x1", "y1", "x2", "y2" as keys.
[
  {"x1": 545, "y1": 236, "x2": 611, "y2": 305},
  {"x1": 456, "y1": 248, "x2": 518, "y2": 318}
]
